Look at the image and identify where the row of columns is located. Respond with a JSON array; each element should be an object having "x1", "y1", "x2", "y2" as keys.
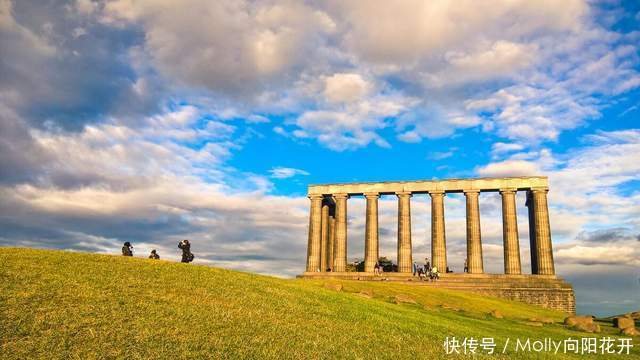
[{"x1": 306, "y1": 188, "x2": 555, "y2": 276}]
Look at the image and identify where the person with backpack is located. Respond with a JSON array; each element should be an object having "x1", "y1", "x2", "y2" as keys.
[{"x1": 178, "y1": 239, "x2": 194, "y2": 263}]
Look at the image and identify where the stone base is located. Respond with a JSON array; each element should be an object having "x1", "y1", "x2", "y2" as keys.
[{"x1": 299, "y1": 272, "x2": 575, "y2": 314}]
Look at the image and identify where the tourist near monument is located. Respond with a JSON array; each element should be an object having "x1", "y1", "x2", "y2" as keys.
[{"x1": 301, "y1": 176, "x2": 576, "y2": 313}]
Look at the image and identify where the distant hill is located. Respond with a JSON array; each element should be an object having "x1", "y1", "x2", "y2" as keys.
[{"x1": 1, "y1": 248, "x2": 637, "y2": 359}]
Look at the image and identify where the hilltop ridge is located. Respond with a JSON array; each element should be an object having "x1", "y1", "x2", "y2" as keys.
[{"x1": 0, "y1": 248, "x2": 637, "y2": 359}]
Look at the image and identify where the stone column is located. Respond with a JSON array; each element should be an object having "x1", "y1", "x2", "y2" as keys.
[
  {"x1": 319, "y1": 202, "x2": 330, "y2": 272},
  {"x1": 430, "y1": 191, "x2": 447, "y2": 272},
  {"x1": 532, "y1": 187, "x2": 555, "y2": 275},
  {"x1": 364, "y1": 193, "x2": 379, "y2": 273},
  {"x1": 305, "y1": 194, "x2": 323, "y2": 272},
  {"x1": 333, "y1": 193, "x2": 349, "y2": 272},
  {"x1": 396, "y1": 192, "x2": 412, "y2": 273},
  {"x1": 525, "y1": 191, "x2": 538, "y2": 274},
  {"x1": 500, "y1": 188, "x2": 521, "y2": 275},
  {"x1": 327, "y1": 210, "x2": 336, "y2": 271},
  {"x1": 464, "y1": 190, "x2": 483, "y2": 274}
]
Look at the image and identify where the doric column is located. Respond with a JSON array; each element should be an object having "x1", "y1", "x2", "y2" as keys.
[
  {"x1": 396, "y1": 191, "x2": 412, "y2": 273},
  {"x1": 327, "y1": 209, "x2": 336, "y2": 271},
  {"x1": 332, "y1": 193, "x2": 349, "y2": 272},
  {"x1": 430, "y1": 191, "x2": 447, "y2": 272},
  {"x1": 525, "y1": 191, "x2": 538, "y2": 274},
  {"x1": 532, "y1": 187, "x2": 555, "y2": 275},
  {"x1": 500, "y1": 188, "x2": 521, "y2": 274},
  {"x1": 305, "y1": 194, "x2": 323, "y2": 272},
  {"x1": 364, "y1": 193, "x2": 379, "y2": 273},
  {"x1": 319, "y1": 202, "x2": 330, "y2": 272},
  {"x1": 464, "y1": 190, "x2": 483, "y2": 274}
]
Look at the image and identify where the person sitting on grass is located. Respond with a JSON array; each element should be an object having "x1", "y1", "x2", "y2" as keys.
[
  {"x1": 122, "y1": 242, "x2": 133, "y2": 257},
  {"x1": 430, "y1": 266, "x2": 440, "y2": 281},
  {"x1": 148, "y1": 249, "x2": 160, "y2": 259}
]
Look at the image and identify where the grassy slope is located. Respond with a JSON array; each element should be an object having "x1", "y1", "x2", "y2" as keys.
[{"x1": 0, "y1": 248, "x2": 637, "y2": 359}]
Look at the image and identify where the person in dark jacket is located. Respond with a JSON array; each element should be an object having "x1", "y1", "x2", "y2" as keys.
[
  {"x1": 122, "y1": 242, "x2": 133, "y2": 256},
  {"x1": 178, "y1": 239, "x2": 194, "y2": 263},
  {"x1": 148, "y1": 249, "x2": 160, "y2": 259}
]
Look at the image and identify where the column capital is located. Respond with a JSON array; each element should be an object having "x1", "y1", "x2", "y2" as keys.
[
  {"x1": 364, "y1": 192, "x2": 380, "y2": 198},
  {"x1": 308, "y1": 194, "x2": 324, "y2": 200},
  {"x1": 530, "y1": 186, "x2": 549, "y2": 193},
  {"x1": 463, "y1": 189, "x2": 480, "y2": 195},
  {"x1": 395, "y1": 191, "x2": 412, "y2": 197},
  {"x1": 499, "y1": 188, "x2": 518, "y2": 194},
  {"x1": 332, "y1": 193, "x2": 350, "y2": 200},
  {"x1": 429, "y1": 190, "x2": 445, "y2": 196}
]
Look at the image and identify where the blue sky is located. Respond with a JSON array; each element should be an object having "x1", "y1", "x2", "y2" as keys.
[{"x1": 0, "y1": 0, "x2": 639, "y2": 316}]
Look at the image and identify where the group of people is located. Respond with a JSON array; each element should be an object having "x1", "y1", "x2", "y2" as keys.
[
  {"x1": 412, "y1": 258, "x2": 440, "y2": 281},
  {"x1": 368, "y1": 258, "x2": 440, "y2": 281},
  {"x1": 121, "y1": 239, "x2": 195, "y2": 263}
]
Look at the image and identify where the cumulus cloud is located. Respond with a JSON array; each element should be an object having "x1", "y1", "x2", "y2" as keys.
[
  {"x1": 323, "y1": 73, "x2": 371, "y2": 103},
  {"x1": 4, "y1": 0, "x2": 636, "y2": 151},
  {"x1": 476, "y1": 160, "x2": 541, "y2": 177},
  {"x1": 102, "y1": 0, "x2": 335, "y2": 97},
  {"x1": 331, "y1": 0, "x2": 586, "y2": 65},
  {"x1": 0, "y1": 0, "x2": 164, "y2": 130},
  {"x1": 292, "y1": 90, "x2": 417, "y2": 150},
  {"x1": 477, "y1": 129, "x2": 640, "y2": 260}
]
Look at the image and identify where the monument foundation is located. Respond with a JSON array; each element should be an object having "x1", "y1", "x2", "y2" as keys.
[{"x1": 299, "y1": 176, "x2": 576, "y2": 314}]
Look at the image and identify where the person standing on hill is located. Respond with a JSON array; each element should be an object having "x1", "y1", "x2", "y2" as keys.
[
  {"x1": 178, "y1": 239, "x2": 194, "y2": 263},
  {"x1": 148, "y1": 249, "x2": 160, "y2": 259},
  {"x1": 121, "y1": 242, "x2": 133, "y2": 256}
]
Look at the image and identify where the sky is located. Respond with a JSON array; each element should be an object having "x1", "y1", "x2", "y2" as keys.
[{"x1": 0, "y1": 0, "x2": 639, "y2": 316}]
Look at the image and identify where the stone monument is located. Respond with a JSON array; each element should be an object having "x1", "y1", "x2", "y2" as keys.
[{"x1": 300, "y1": 176, "x2": 575, "y2": 313}]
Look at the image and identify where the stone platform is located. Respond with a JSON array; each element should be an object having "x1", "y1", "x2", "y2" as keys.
[{"x1": 300, "y1": 272, "x2": 576, "y2": 314}]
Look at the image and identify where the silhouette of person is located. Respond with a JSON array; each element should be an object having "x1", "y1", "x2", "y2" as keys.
[
  {"x1": 122, "y1": 242, "x2": 133, "y2": 256},
  {"x1": 178, "y1": 239, "x2": 194, "y2": 263},
  {"x1": 149, "y1": 249, "x2": 160, "y2": 259}
]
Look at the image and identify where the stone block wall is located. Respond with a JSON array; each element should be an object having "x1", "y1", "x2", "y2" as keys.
[{"x1": 470, "y1": 287, "x2": 576, "y2": 314}]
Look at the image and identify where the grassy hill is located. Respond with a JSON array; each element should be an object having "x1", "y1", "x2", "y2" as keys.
[{"x1": 1, "y1": 248, "x2": 637, "y2": 359}]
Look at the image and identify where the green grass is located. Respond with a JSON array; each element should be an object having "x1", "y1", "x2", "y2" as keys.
[{"x1": 0, "y1": 247, "x2": 637, "y2": 359}]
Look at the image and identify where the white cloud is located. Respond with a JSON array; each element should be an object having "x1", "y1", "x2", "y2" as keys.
[
  {"x1": 476, "y1": 160, "x2": 541, "y2": 177},
  {"x1": 292, "y1": 91, "x2": 417, "y2": 151},
  {"x1": 490, "y1": 142, "x2": 525, "y2": 158},
  {"x1": 60, "y1": 0, "x2": 637, "y2": 151},
  {"x1": 323, "y1": 73, "x2": 371, "y2": 103},
  {"x1": 428, "y1": 148, "x2": 457, "y2": 160},
  {"x1": 103, "y1": 0, "x2": 335, "y2": 96},
  {"x1": 332, "y1": 0, "x2": 586, "y2": 65},
  {"x1": 478, "y1": 129, "x2": 640, "y2": 243},
  {"x1": 269, "y1": 167, "x2": 309, "y2": 179},
  {"x1": 555, "y1": 242, "x2": 640, "y2": 267}
]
